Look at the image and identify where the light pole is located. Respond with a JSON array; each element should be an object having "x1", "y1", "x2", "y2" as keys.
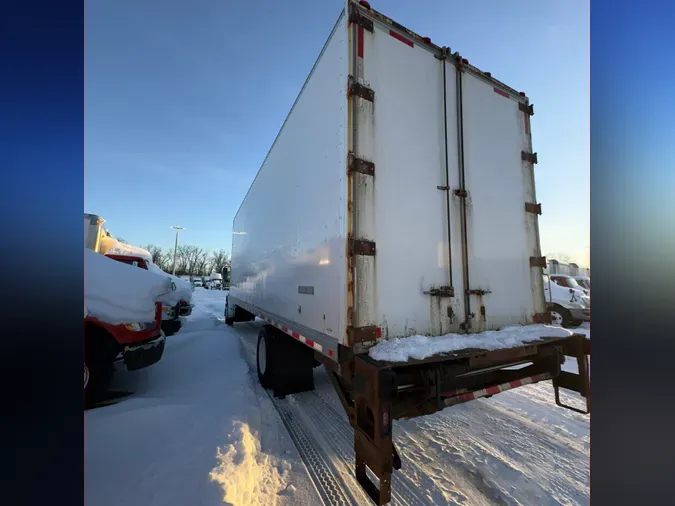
[{"x1": 170, "y1": 226, "x2": 184, "y2": 275}]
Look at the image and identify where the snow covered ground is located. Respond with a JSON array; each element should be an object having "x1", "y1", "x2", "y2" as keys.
[
  {"x1": 85, "y1": 288, "x2": 316, "y2": 506},
  {"x1": 85, "y1": 288, "x2": 590, "y2": 506}
]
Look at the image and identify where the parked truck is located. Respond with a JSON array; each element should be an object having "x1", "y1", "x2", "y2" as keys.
[
  {"x1": 85, "y1": 249, "x2": 169, "y2": 407},
  {"x1": 84, "y1": 213, "x2": 194, "y2": 333},
  {"x1": 224, "y1": 2, "x2": 590, "y2": 504}
]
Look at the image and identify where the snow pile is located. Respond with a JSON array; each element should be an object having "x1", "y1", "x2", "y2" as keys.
[
  {"x1": 85, "y1": 248, "x2": 173, "y2": 325},
  {"x1": 99, "y1": 236, "x2": 153, "y2": 264},
  {"x1": 210, "y1": 421, "x2": 290, "y2": 505},
  {"x1": 369, "y1": 324, "x2": 575, "y2": 363}
]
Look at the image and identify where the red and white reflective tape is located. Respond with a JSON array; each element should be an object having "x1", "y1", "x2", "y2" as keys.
[
  {"x1": 253, "y1": 311, "x2": 333, "y2": 357},
  {"x1": 493, "y1": 87, "x2": 510, "y2": 99},
  {"x1": 389, "y1": 30, "x2": 414, "y2": 48},
  {"x1": 442, "y1": 372, "x2": 554, "y2": 407}
]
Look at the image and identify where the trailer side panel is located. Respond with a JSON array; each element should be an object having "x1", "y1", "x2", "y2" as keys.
[{"x1": 230, "y1": 12, "x2": 349, "y2": 347}]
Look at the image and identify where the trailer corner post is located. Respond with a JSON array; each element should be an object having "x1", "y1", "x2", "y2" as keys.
[{"x1": 353, "y1": 355, "x2": 397, "y2": 505}]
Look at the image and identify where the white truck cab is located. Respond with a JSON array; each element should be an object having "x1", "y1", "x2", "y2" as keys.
[
  {"x1": 549, "y1": 273, "x2": 589, "y2": 297},
  {"x1": 544, "y1": 274, "x2": 590, "y2": 327},
  {"x1": 573, "y1": 275, "x2": 591, "y2": 294}
]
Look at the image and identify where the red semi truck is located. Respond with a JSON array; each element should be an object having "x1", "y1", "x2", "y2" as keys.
[{"x1": 84, "y1": 249, "x2": 170, "y2": 407}]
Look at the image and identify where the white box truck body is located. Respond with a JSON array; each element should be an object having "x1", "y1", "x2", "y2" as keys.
[
  {"x1": 225, "y1": 3, "x2": 589, "y2": 503},
  {"x1": 228, "y1": 2, "x2": 546, "y2": 357}
]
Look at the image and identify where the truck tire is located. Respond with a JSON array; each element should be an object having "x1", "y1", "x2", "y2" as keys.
[
  {"x1": 550, "y1": 305, "x2": 573, "y2": 328},
  {"x1": 85, "y1": 325, "x2": 118, "y2": 408},
  {"x1": 257, "y1": 325, "x2": 315, "y2": 397},
  {"x1": 256, "y1": 326, "x2": 277, "y2": 388}
]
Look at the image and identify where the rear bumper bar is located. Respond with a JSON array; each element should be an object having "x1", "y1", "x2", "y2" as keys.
[{"x1": 442, "y1": 372, "x2": 554, "y2": 407}]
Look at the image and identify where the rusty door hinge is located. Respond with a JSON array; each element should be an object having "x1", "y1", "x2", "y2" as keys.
[
  {"x1": 424, "y1": 286, "x2": 455, "y2": 297},
  {"x1": 519, "y1": 102, "x2": 535, "y2": 116},
  {"x1": 522, "y1": 151, "x2": 538, "y2": 164},
  {"x1": 525, "y1": 202, "x2": 542, "y2": 215},
  {"x1": 348, "y1": 153, "x2": 375, "y2": 176},
  {"x1": 349, "y1": 238, "x2": 376, "y2": 256},
  {"x1": 437, "y1": 185, "x2": 450, "y2": 191},
  {"x1": 349, "y1": 326, "x2": 379, "y2": 344},
  {"x1": 349, "y1": 10, "x2": 374, "y2": 32},
  {"x1": 454, "y1": 189, "x2": 468, "y2": 198},
  {"x1": 533, "y1": 312, "x2": 552, "y2": 324},
  {"x1": 466, "y1": 289, "x2": 492, "y2": 296},
  {"x1": 349, "y1": 78, "x2": 375, "y2": 102},
  {"x1": 530, "y1": 256, "x2": 547, "y2": 268}
]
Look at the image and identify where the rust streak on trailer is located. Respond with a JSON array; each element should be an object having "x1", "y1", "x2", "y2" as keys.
[{"x1": 346, "y1": 13, "x2": 355, "y2": 348}]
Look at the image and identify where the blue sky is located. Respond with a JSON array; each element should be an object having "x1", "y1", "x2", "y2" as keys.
[{"x1": 85, "y1": 0, "x2": 589, "y2": 265}]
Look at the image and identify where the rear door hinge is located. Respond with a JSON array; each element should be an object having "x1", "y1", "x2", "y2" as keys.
[
  {"x1": 466, "y1": 289, "x2": 491, "y2": 296},
  {"x1": 519, "y1": 102, "x2": 535, "y2": 116},
  {"x1": 349, "y1": 238, "x2": 376, "y2": 256},
  {"x1": 530, "y1": 256, "x2": 547, "y2": 268},
  {"x1": 521, "y1": 151, "x2": 538, "y2": 164},
  {"x1": 424, "y1": 286, "x2": 455, "y2": 297},
  {"x1": 525, "y1": 202, "x2": 542, "y2": 215},
  {"x1": 453, "y1": 189, "x2": 468, "y2": 198},
  {"x1": 349, "y1": 77, "x2": 375, "y2": 102},
  {"x1": 349, "y1": 326, "x2": 379, "y2": 344},
  {"x1": 349, "y1": 10, "x2": 374, "y2": 32},
  {"x1": 348, "y1": 153, "x2": 375, "y2": 176}
]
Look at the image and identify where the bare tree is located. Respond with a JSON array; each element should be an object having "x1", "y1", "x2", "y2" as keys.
[
  {"x1": 210, "y1": 249, "x2": 230, "y2": 275},
  {"x1": 142, "y1": 244, "x2": 164, "y2": 267},
  {"x1": 196, "y1": 249, "x2": 211, "y2": 275},
  {"x1": 153, "y1": 245, "x2": 229, "y2": 276}
]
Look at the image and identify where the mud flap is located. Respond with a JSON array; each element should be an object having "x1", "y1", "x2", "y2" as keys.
[{"x1": 272, "y1": 332, "x2": 315, "y2": 398}]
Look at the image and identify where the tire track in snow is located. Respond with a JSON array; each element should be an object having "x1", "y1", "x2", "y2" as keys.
[
  {"x1": 272, "y1": 399, "x2": 352, "y2": 506},
  {"x1": 295, "y1": 390, "x2": 435, "y2": 506},
  {"x1": 233, "y1": 323, "x2": 355, "y2": 506}
]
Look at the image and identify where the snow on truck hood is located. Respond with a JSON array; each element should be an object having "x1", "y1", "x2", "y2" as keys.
[
  {"x1": 146, "y1": 262, "x2": 193, "y2": 305},
  {"x1": 99, "y1": 236, "x2": 153, "y2": 263},
  {"x1": 84, "y1": 248, "x2": 174, "y2": 325},
  {"x1": 369, "y1": 324, "x2": 576, "y2": 363},
  {"x1": 99, "y1": 237, "x2": 193, "y2": 306}
]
